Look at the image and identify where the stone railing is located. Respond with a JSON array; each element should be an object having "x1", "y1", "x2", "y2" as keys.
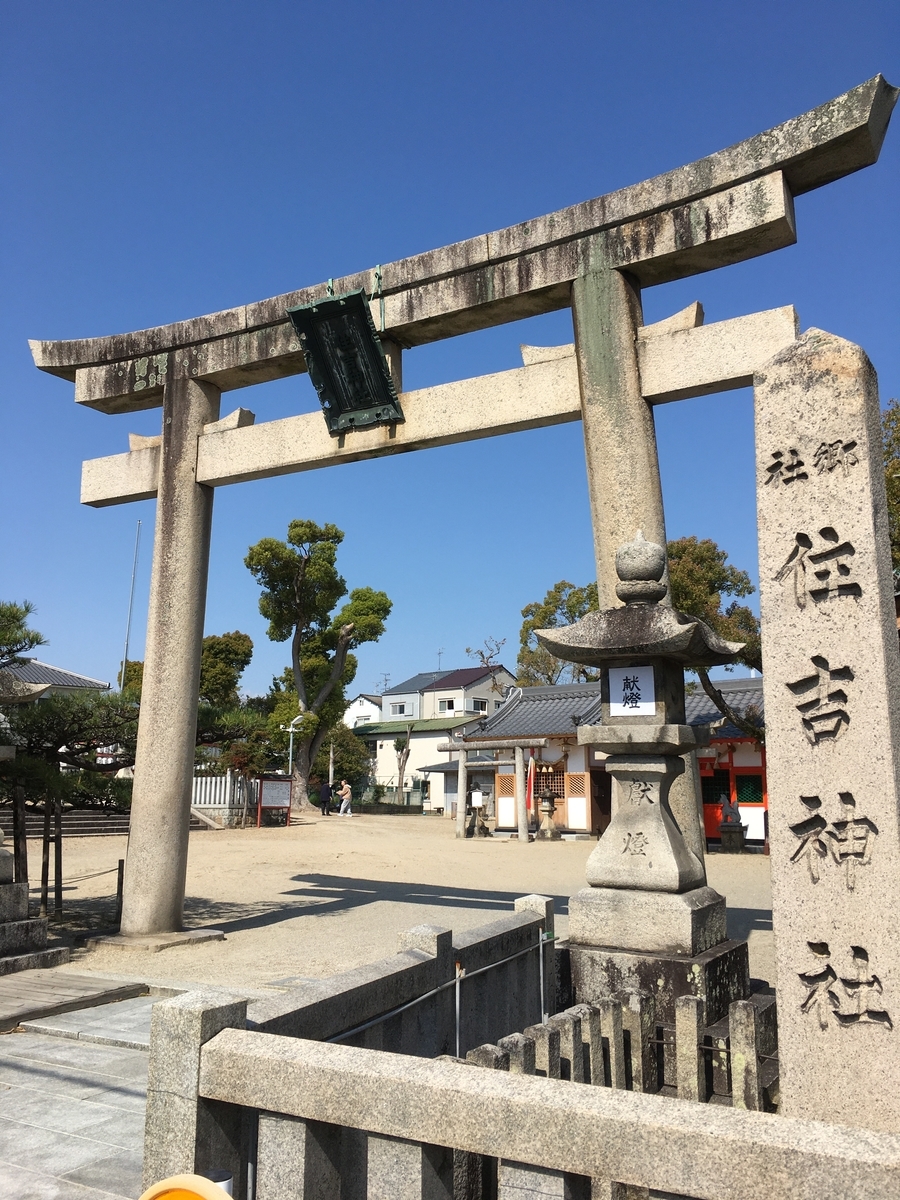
[
  {"x1": 146, "y1": 1002, "x2": 900, "y2": 1199},
  {"x1": 143, "y1": 897, "x2": 557, "y2": 1191}
]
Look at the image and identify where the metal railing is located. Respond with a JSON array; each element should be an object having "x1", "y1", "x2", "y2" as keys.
[{"x1": 326, "y1": 930, "x2": 554, "y2": 1055}]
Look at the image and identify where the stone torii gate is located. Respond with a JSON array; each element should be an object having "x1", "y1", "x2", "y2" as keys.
[{"x1": 31, "y1": 76, "x2": 896, "y2": 942}]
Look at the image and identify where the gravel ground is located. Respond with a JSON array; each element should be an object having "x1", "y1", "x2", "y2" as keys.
[{"x1": 40, "y1": 814, "x2": 774, "y2": 990}]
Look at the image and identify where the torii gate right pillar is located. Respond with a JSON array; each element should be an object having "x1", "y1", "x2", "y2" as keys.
[{"x1": 572, "y1": 259, "x2": 706, "y2": 864}]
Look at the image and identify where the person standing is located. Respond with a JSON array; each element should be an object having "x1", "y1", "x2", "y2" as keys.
[
  {"x1": 320, "y1": 780, "x2": 333, "y2": 815},
  {"x1": 338, "y1": 779, "x2": 352, "y2": 816}
]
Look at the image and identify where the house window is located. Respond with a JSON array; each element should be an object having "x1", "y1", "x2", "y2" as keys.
[
  {"x1": 391, "y1": 703, "x2": 407, "y2": 715},
  {"x1": 354, "y1": 716, "x2": 371, "y2": 726},
  {"x1": 494, "y1": 700, "x2": 503, "y2": 710},
  {"x1": 471, "y1": 699, "x2": 487, "y2": 712},
  {"x1": 439, "y1": 699, "x2": 455, "y2": 713}
]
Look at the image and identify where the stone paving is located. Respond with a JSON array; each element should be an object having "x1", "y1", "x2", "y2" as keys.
[
  {"x1": 0, "y1": 824, "x2": 775, "y2": 1197},
  {"x1": 22, "y1": 997, "x2": 156, "y2": 1053},
  {"x1": 0, "y1": 1008, "x2": 150, "y2": 1200}
]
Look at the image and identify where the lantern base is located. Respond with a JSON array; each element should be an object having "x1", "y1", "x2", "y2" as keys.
[
  {"x1": 569, "y1": 936, "x2": 750, "y2": 1027},
  {"x1": 568, "y1": 885, "x2": 726, "y2": 956}
]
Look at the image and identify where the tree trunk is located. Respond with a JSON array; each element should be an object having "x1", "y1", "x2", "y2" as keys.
[
  {"x1": 696, "y1": 668, "x2": 765, "y2": 742},
  {"x1": 291, "y1": 741, "x2": 317, "y2": 810}
]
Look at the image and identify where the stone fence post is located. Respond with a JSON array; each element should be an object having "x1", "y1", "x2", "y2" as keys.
[{"x1": 143, "y1": 991, "x2": 248, "y2": 1196}]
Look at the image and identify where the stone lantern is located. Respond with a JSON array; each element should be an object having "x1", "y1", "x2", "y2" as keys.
[
  {"x1": 535, "y1": 532, "x2": 752, "y2": 1024},
  {"x1": 535, "y1": 765, "x2": 562, "y2": 841}
]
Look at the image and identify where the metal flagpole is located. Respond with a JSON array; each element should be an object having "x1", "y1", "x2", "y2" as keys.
[{"x1": 119, "y1": 520, "x2": 142, "y2": 690}]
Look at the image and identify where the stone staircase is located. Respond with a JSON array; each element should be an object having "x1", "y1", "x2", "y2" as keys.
[{"x1": 19, "y1": 808, "x2": 210, "y2": 838}]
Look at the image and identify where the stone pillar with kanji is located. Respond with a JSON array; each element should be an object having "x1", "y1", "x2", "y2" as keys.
[{"x1": 755, "y1": 328, "x2": 900, "y2": 1132}]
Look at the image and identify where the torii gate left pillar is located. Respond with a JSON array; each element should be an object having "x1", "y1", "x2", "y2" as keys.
[{"x1": 122, "y1": 376, "x2": 220, "y2": 935}]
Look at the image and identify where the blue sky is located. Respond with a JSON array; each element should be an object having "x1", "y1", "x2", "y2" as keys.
[{"x1": 2, "y1": 1, "x2": 898, "y2": 698}]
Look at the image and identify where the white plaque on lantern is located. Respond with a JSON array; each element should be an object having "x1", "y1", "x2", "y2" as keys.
[{"x1": 608, "y1": 666, "x2": 655, "y2": 716}]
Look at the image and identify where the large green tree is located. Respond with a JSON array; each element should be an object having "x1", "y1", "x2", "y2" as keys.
[
  {"x1": 199, "y1": 631, "x2": 254, "y2": 708},
  {"x1": 517, "y1": 538, "x2": 763, "y2": 737},
  {"x1": 0, "y1": 692, "x2": 140, "y2": 809},
  {"x1": 120, "y1": 631, "x2": 253, "y2": 708},
  {"x1": 517, "y1": 581, "x2": 599, "y2": 685},
  {"x1": 667, "y1": 536, "x2": 763, "y2": 740},
  {"x1": 245, "y1": 520, "x2": 392, "y2": 806}
]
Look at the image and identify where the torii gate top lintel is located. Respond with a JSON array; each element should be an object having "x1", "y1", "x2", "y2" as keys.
[{"x1": 30, "y1": 74, "x2": 897, "y2": 413}]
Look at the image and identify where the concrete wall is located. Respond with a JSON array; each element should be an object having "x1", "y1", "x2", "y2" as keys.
[
  {"x1": 342, "y1": 696, "x2": 383, "y2": 727},
  {"x1": 371, "y1": 729, "x2": 449, "y2": 786},
  {"x1": 383, "y1": 691, "x2": 418, "y2": 719}
]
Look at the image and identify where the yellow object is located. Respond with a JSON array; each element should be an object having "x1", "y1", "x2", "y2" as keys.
[{"x1": 138, "y1": 1174, "x2": 231, "y2": 1200}]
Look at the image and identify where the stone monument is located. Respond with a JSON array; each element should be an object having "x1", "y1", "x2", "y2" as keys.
[
  {"x1": 537, "y1": 532, "x2": 750, "y2": 1024},
  {"x1": 755, "y1": 329, "x2": 900, "y2": 1132}
]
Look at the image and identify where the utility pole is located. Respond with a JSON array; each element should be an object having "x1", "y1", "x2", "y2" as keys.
[{"x1": 119, "y1": 519, "x2": 142, "y2": 689}]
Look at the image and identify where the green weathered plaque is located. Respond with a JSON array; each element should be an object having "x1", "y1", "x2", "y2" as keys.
[{"x1": 286, "y1": 289, "x2": 404, "y2": 435}]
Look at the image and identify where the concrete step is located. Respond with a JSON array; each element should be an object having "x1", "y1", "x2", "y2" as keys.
[
  {"x1": 0, "y1": 945, "x2": 69, "y2": 977},
  {"x1": 17, "y1": 811, "x2": 210, "y2": 837},
  {"x1": 0, "y1": 916, "x2": 48, "y2": 955}
]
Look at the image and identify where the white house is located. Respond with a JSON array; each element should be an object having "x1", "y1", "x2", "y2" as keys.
[
  {"x1": 350, "y1": 666, "x2": 516, "y2": 810},
  {"x1": 341, "y1": 693, "x2": 384, "y2": 728},
  {"x1": 380, "y1": 667, "x2": 515, "y2": 721},
  {"x1": 353, "y1": 713, "x2": 482, "y2": 810}
]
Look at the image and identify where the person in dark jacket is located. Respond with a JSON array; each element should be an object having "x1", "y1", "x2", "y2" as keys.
[{"x1": 320, "y1": 781, "x2": 333, "y2": 815}]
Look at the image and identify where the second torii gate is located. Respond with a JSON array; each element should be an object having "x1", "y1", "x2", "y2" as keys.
[{"x1": 31, "y1": 76, "x2": 897, "y2": 939}]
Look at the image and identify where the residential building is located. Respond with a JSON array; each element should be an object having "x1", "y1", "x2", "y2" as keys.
[
  {"x1": 341, "y1": 693, "x2": 384, "y2": 728},
  {"x1": 354, "y1": 714, "x2": 483, "y2": 810},
  {"x1": 380, "y1": 666, "x2": 516, "y2": 722}
]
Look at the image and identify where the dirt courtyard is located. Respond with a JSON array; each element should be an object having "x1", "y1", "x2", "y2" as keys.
[{"x1": 46, "y1": 814, "x2": 775, "y2": 992}]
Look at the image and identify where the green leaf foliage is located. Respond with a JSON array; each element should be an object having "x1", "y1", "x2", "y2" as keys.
[
  {"x1": 120, "y1": 659, "x2": 143, "y2": 699},
  {"x1": 667, "y1": 537, "x2": 761, "y2": 672},
  {"x1": 312, "y1": 722, "x2": 373, "y2": 796},
  {"x1": 244, "y1": 521, "x2": 348, "y2": 645},
  {"x1": 199, "y1": 631, "x2": 254, "y2": 708},
  {"x1": 517, "y1": 580, "x2": 599, "y2": 685},
  {"x1": 0, "y1": 692, "x2": 140, "y2": 806},
  {"x1": 0, "y1": 600, "x2": 47, "y2": 671}
]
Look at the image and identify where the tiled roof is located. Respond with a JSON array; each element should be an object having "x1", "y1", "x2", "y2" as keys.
[
  {"x1": 351, "y1": 715, "x2": 479, "y2": 736},
  {"x1": 420, "y1": 666, "x2": 511, "y2": 691},
  {"x1": 418, "y1": 755, "x2": 500, "y2": 773},
  {"x1": 382, "y1": 671, "x2": 455, "y2": 696},
  {"x1": 457, "y1": 675, "x2": 765, "y2": 744},
  {"x1": 3, "y1": 660, "x2": 110, "y2": 690},
  {"x1": 462, "y1": 682, "x2": 604, "y2": 741},
  {"x1": 686, "y1": 675, "x2": 764, "y2": 739}
]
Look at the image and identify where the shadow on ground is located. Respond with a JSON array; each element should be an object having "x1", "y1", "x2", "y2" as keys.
[
  {"x1": 726, "y1": 907, "x2": 773, "y2": 940},
  {"x1": 176, "y1": 875, "x2": 572, "y2": 936},
  {"x1": 40, "y1": 871, "x2": 773, "y2": 948}
]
